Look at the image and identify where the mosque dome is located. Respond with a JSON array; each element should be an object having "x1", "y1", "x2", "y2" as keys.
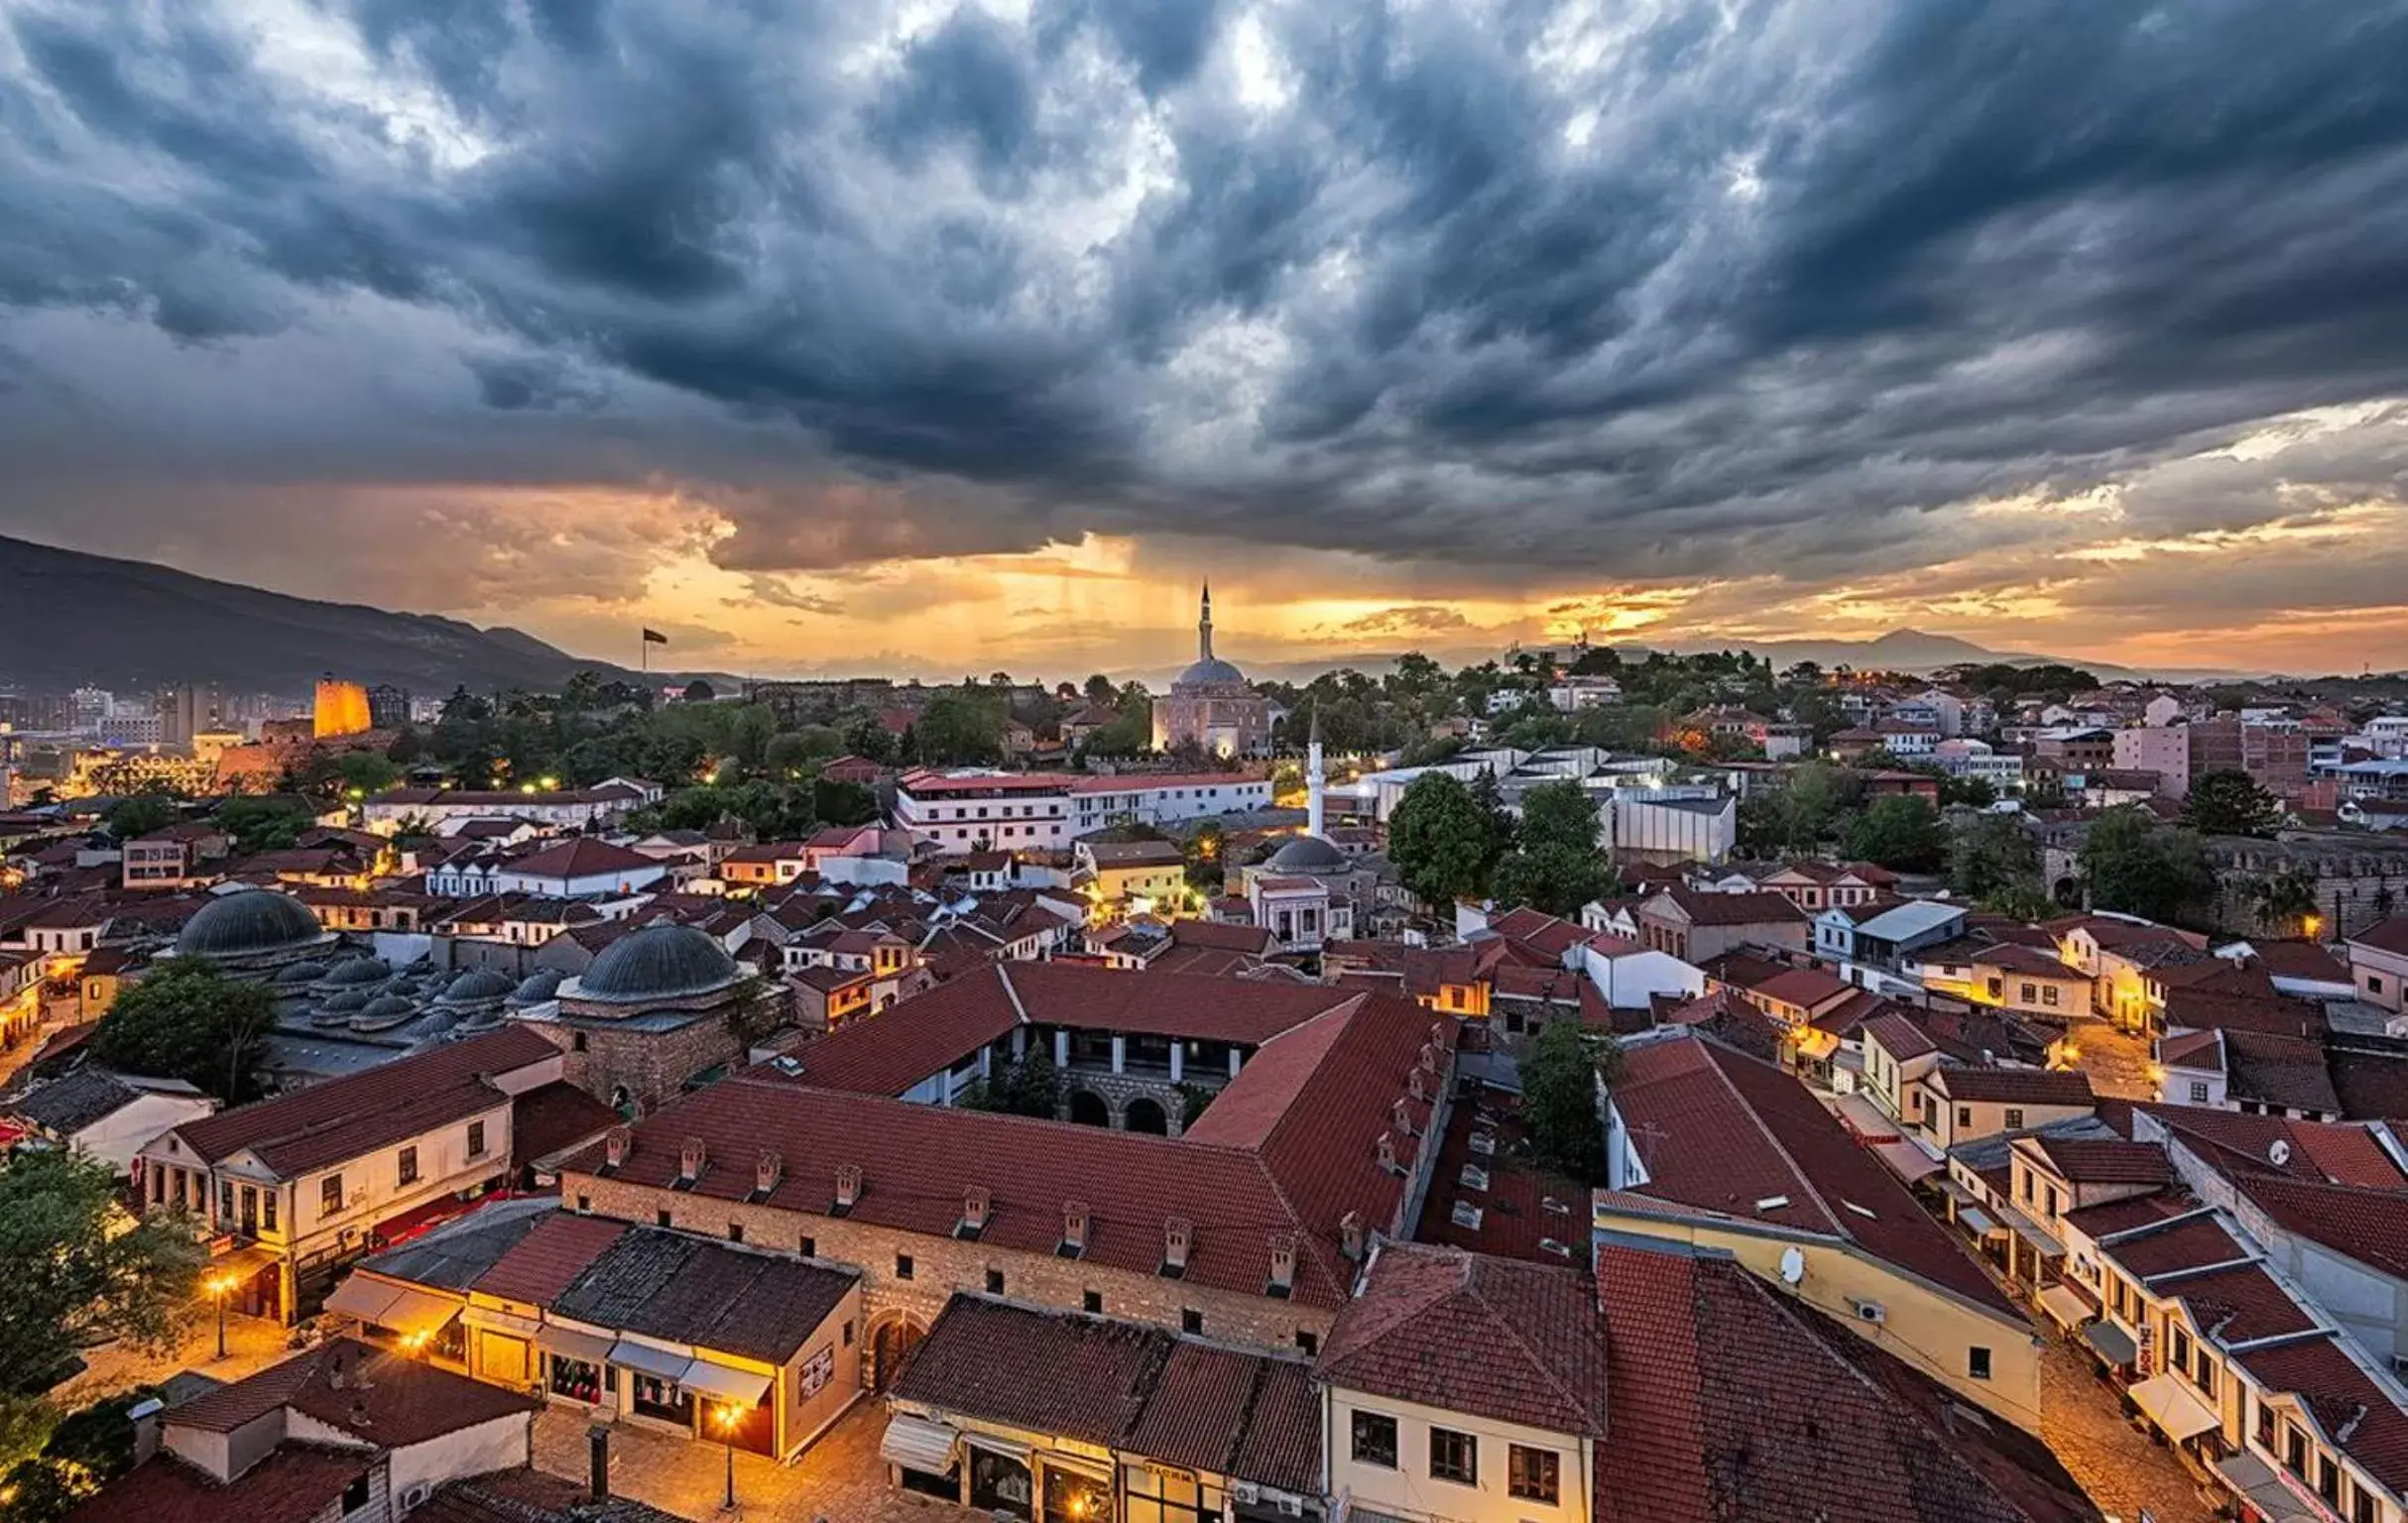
[
  {"x1": 577, "y1": 924, "x2": 741, "y2": 1003},
  {"x1": 1174, "y1": 656, "x2": 1249, "y2": 688},
  {"x1": 319, "y1": 988, "x2": 374, "y2": 1014},
  {"x1": 359, "y1": 995, "x2": 420, "y2": 1023},
  {"x1": 1264, "y1": 834, "x2": 1349, "y2": 874},
  {"x1": 441, "y1": 967, "x2": 517, "y2": 1004},
  {"x1": 509, "y1": 969, "x2": 567, "y2": 1006},
  {"x1": 320, "y1": 956, "x2": 391, "y2": 988},
  {"x1": 275, "y1": 961, "x2": 330, "y2": 987},
  {"x1": 176, "y1": 891, "x2": 326, "y2": 960}
]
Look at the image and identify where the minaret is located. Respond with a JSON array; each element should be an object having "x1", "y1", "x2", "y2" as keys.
[
  {"x1": 1306, "y1": 705, "x2": 1326, "y2": 840},
  {"x1": 1198, "y1": 581, "x2": 1215, "y2": 662}
]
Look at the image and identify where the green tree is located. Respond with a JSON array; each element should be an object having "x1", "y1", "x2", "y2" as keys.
[
  {"x1": 681, "y1": 678, "x2": 716, "y2": 703},
  {"x1": 1185, "y1": 821, "x2": 1227, "y2": 895},
  {"x1": 0, "y1": 1387, "x2": 164, "y2": 1523},
  {"x1": 1387, "y1": 772, "x2": 1498, "y2": 907},
  {"x1": 2081, "y1": 807, "x2": 2218, "y2": 926},
  {"x1": 2245, "y1": 870, "x2": 2322, "y2": 938},
  {"x1": 1492, "y1": 779, "x2": 1611, "y2": 916},
  {"x1": 213, "y1": 795, "x2": 317, "y2": 853},
  {"x1": 1845, "y1": 796, "x2": 1948, "y2": 872},
  {"x1": 1516, "y1": 779, "x2": 1600, "y2": 854},
  {"x1": 88, "y1": 962, "x2": 279, "y2": 1103},
  {"x1": 102, "y1": 795, "x2": 178, "y2": 840},
  {"x1": 2182, "y1": 769, "x2": 2281, "y2": 838},
  {"x1": 913, "y1": 689, "x2": 1007, "y2": 765},
  {"x1": 762, "y1": 733, "x2": 814, "y2": 776},
  {"x1": 811, "y1": 777, "x2": 879, "y2": 827},
  {"x1": 1949, "y1": 813, "x2": 2040, "y2": 901},
  {"x1": 0, "y1": 1151, "x2": 203, "y2": 1397},
  {"x1": 1519, "y1": 1020, "x2": 1617, "y2": 1184}
]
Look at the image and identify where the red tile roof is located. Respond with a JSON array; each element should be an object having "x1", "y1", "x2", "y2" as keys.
[
  {"x1": 169, "y1": 1339, "x2": 537, "y2": 1447},
  {"x1": 2023, "y1": 1136, "x2": 2175, "y2": 1187},
  {"x1": 2348, "y1": 916, "x2": 2408, "y2": 957},
  {"x1": 2138, "y1": 1107, "x2": 2408, "y2": 1188},
  {"x1": 2238, "y1": 1336, "x2": 2408, "y2": 1491},
  {"x1": 2097, "y1": 1213, "x2": 2246, "y2": 1279},
  {"x1": 1608, "y1": 1034, "x2": 2022, "y2": 1318},
  {"x1": 1861, "y1": 1011, "x2": 1939, "y2": 1062},
  {"x1": 1649, "y1": 886, "x2": 1808, "y2": 927},
  {"x1": 1930, "y1": 1067, "x2": 2095, "y2": 1108},
  {"x1": 2235, "y1": 1174, "x2": 2408, "y2": 1281},
  {"x1": 1594, "y1": 1241, "x2": 2099, "y2": 1523},
  {"x1": 64, "y1": 1445, "x2": 372, "y2": 1523},
  {"x1": 2164, "y1": 1261, "x2": 2319, "y2": 1343},
  {"x1": 510, "y1": 1082, "x2": 621, "y2": 1170},
  {"x1": 501, "y1": 837, "x2": 662, "y2": 879},
  {"x1": 168, "y1": 1027, "x2": 557, "y2": 1176},
  {"x1": 472, "y1": 1211, "x2": 630, "y2": 1307},
  {"x1": 1317, "y1": 1241, "x2": 1608, "y2": 1436},
  {"x1": 892, "y1": 1295, "x2": 1319, "y2": 1494}
]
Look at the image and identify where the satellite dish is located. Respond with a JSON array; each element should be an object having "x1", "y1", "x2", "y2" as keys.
[
  {"x1": 2269, "y1": 1138, "x2": 2293, "y2": 1168},
  {"x1": 1778, "y1": 1246, "x2": 1806, "y2": 1286}
]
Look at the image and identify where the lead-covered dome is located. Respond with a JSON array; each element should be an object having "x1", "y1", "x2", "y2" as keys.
[
  {"x1": 1264, "y1": 833, "x2": 1348, "y2": 873},
  {"x1": 1175, "y1": 656, "x2": 1248, "y2": 687},
  {"x1": 577, "y1": 925, "x2": 741, "y2": 1003},
  {"x1": 440, "y1": 967, "x2": 516, "y2": 1004},
  {"x1": 176, "y1": 890, "x2": 325, "y2": 960}
]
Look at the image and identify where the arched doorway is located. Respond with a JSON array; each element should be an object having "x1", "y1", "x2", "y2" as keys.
[
  {"x1": 1123, "y1": 1097, "x2": 1168, "y2": 1135},
  {"x1": 2052, "y1": 877, "x2": 2081, "y2": 906},
  {"x1": 870, "y1": 1316, "x2": 925, "y2": 1391},
  {"x1": 1068, "y1": 1090, "x2": 1111, "y2": 1127}
]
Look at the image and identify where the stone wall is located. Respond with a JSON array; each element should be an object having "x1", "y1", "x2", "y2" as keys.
[
  {"x1": 562, "y1": 1172, "x2": 1339, "y2": 1380},
  {"x1": 539, "y1": 1017, "x2": 743, "y2": 1115}
]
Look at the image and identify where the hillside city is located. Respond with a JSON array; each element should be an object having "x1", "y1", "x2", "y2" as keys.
[{"x1": 4, "y1": 587, "x2": 2408, "y2": 1523}]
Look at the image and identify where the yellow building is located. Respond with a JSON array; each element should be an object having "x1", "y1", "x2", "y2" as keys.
[{"x1": 1602, "y1": 1030, "x2": 2044, "y2": 1431}]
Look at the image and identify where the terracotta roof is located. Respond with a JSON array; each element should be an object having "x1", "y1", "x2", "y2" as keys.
[
  {"x1": 1608, "y1": 1034, "x2": 2021, "y2": 1318},
  {"x1": 2241, "y1": 940, "x2": 2352, "y2": 982},
  {"x1": 1491, "y1": 905, "x2": 1587, "y2": 957},
  {"x1": 895, "y1": 1295, "x2": 1319, "y2": 1493},
  {"x1": 472, "y1": 1211, "x2": 631, "y2": 1307},
  {"x1": 2348, "y1": 916, "x2": 2408, "y2": 957},
  {"x1": 2139, "y1": 1108, "x2": 2408, "y2": 1188},
  {"x1": 1930, "y1": 1067, "x2": 2094, "y2": 1108},
  {"x1": 2165, "y1": 1262, "x2": 2319, "y2": 1344},
  {"x1": 415, "y1": 1470, "x2": 685, "y2": 1523},
  {"x1": 1317, "y1": 1241, "x2": 1608, "y2": 1436},
  {"x1": 1750, "y1": 966, "x2": 1856, "y2": 1010},
  {"x1": 510, "y1": 1082, "x2": 622, "y2": 1170},
  {"x1": 1861, "y1": 1011, "x2": 1938, "y2": 1062},
  {"x1": 2238, "y1": 1336, "x2": 2408, "y2": 1491},
  {"x1": 64, "y1": 1445, "x2": 372, "y2": 1523},
  {"x1": 356, "y1": 1198, "x2": 557, "y2": 1292},
  {"x1": 1594, "y1": 1241, "x2": 2099, "y2": 1523},
  {"x1": 2220, "y1": 1029, "x2": 2343, "y2": 1115},
  {"x1": 2156, "y1": 1028, "x2": 2223, "y2": 1069},
  {"x1": 498, "y1": 837, "x2": 660, "y2": 879},
  {"x1": 168, "y1": 1027, "x2": 557, "y2": 1176},
  {"x1": 170, "y1": 1339, "x2": 537, "y2": 1446},
  {"x1": 2023, "y1": 1136, "x2": 2175, "y2": 1187},
  {"x1": 2097, "y1": 1213, "x2": 2247, "y2": 1279},
  {"x1": 1649, "y1": 887, "x2": 1807, "y2": 927},
  {"x1": 2061, "y1": 1192, "x2": 2199, "y2": 1239}
]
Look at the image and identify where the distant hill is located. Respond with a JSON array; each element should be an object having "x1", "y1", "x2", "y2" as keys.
[{"x1": 0, "y1": 533, "x2": 641, "y2": 696}]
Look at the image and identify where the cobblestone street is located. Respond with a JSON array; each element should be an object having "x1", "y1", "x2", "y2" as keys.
[
  {"x1": 533, "y1": 1400, "x2": 979, "y2": 1522},
  {"x1": 52, "y1": 1310, "x2": 298, "y2": 1408},
  {"x1": 2038, "y1": 1333, "x2": 2218, "y2": 1523},
  {"x1": 2063, "y1": 1017, "x2": 2159, "y2": 1102}
]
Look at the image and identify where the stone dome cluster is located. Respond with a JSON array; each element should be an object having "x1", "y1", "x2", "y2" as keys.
[
  {"x1": 176, "y1": 889, "x2": 331, "y2": 963},
  {"x1": 574, "y1": 924, "x2": 743, "y2": 1004}
]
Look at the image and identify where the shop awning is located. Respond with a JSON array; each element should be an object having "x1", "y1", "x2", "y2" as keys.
[
  {"x1": 461, "y1": 1306, "x2": 542, "y2": 1339},
  {"x1": 322, "y1": 1275, "x2": 406, "y2": 1326},
  {"x1": 881, "y1": 1415, "x2": 961, "y2": 1474},
  {"x1": 535, "y1": 1326, "x2": 615, "y2": 1366},
  {"x1": 377, "y1": 1286, "x2": 464, "y2": 1338},
  {"x1": 607, "y1": 1339, "x2": 694, "y2": 1382},
  {"x1": 2128, "y1": 1373, "x2": 2221, "y2": 1442},
  {"x1": 2215, "y1": 1452, "x2": 2322, "y2": 1523},
  {"x1": 966, "y1": 1432, "x2": 1032, "y2": 1462},
  {"x1": 1869, "y1": 1139, "x2": 1944, "y2": 1183},
  {"x1": 1957, "y1": 1207, "x2": 1997, "y2": 1235},
  {"x1": 2036, "y1": 1283, "x2": 2097, "y2": 1330},
  {"x1": 213, "y1": 1243, "x2": 283, "y2": 1280},
  {"x1": 2083, "y1": 1320, "x2": 2138, "y2": 1365},
  {"x1": 679, "y1": 1358, "x2": 774, "y2": 1406},
  {"x1": 1998, "y1": 1208, "x2": 2065, "y2": 1257}
]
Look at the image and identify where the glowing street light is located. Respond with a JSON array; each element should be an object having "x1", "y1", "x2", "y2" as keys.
[
  {"x1": 715, "y1": 1403, "x2": 740, "y2": 1510},
  {"x1": 206, "y1": 1273, "x2": 238, "y2": 1358}
]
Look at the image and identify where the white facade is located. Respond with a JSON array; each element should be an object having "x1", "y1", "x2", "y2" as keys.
[
  {"x1": 1607, "y1": 793, "x2": 1735, "y2": 865},
  {"x1": 898, "y1": 771, "x2": 1271, "y2": 856}
]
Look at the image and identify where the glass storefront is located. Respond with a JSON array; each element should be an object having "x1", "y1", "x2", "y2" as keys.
[
  {"x1": 548, "y1": 1355, "x2": 603, "y2": 1404},
  {"x1": 1041, "y1": 1464, "x2": 1111, "y2": 1523},
  {"x1": 1126, "y1": 1464, "x2": 1218, "y2": 1523},
  {"x1": 969, "y1": 1447, "x2": 1033, "y2": 1519}
]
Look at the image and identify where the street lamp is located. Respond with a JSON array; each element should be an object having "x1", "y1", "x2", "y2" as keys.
[
  {"x1": 206, "y1": 1273, "x2": 237, "y2": 1358},
  {"x1": 715, "y1": 1403, "x2": 740, "y2": 1511}
]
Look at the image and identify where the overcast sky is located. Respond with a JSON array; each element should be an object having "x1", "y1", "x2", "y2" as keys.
[{"x1": 4, "y1": 0, "x2": 2407, "y2": 677}]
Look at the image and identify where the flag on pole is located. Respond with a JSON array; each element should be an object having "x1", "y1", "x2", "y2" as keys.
[{"x1": 642, "y1": 629, "x2": 668, "y2": 645}]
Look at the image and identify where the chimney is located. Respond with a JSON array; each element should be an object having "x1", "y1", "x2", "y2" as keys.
[
  {"x1": 677, "y1": 1136, "x2": 706, "y2": 1181},
  {"x1": 128, "y1": 1397, "x2": 165, "y2": 1465},
  {"x1": 1163, "y1": 1218, "x2": 1192, "y2": 1275},
  {"x1": 755, "y1": 1148, "x2": 782, "y2": 1196},
  {"x1": 604, "y1": 1125, "x2": 631, "y2": 1169},
  {"x1": 834, "y1": 1164, "x2": 862, "y2": 1213},
  {"x1": 1428, "y1": 1021, "x2": 1444, "y2": 1048},
  {"x1": 1267, "y1": 1233, "x2": 1297, "y2": 1296},
  {"x1": 1390, "y1": 1098, "x2": 1414, "y2": 1136},
  {"x1": 1418, "y1": 1040, "x2": 1438, "y2": 1074},
  {"x1": 587, "y1": 1424, "x2": 611, "y2": 1503},
  {"x1": 961, "y1": 1187, "x2": 991, "y2": 1237},
  {"x1": 1062, "y1": 1201, "x2": 1090, "y2": 1255},
  {"x1": 1376, "y1": 1132, "x2": 1398, "y2": 1172},
  {"x1": 326, "y1": 1345, "x2": 350, "y2": 1390},
  {"x1": 1407, "y1": 1067, "x2": 1427, "y2": 1104},
  {"x1": 1340, "y1": 1211, "x2": 1366, "y2": 1260}
]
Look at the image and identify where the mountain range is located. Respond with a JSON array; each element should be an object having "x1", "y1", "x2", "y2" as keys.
[{"x1": 0, "y1": 533, "x2": 648, "y2": 696}]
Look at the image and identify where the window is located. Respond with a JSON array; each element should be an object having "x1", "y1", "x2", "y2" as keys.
[
  {"x1": 2172, "y1": 1328, "x2": 2192, "y2": 1371},
  {"x1": 1295, "y1": 1330, "x2": 1318, "y2": 1355},
  {"x1": 1956, "y1": 1105, "x2": 1973, "y2": 1130},
  {"x1": 2019, "y1": 1169, "x2": 2033, "y2": 1204},
  {"x1": 1509, "y1": 1445, "x2": 1561, "y2": 1505},
  {"x1": 2045, "y1": 1185, "x2": 2061, "y2": 1219},
  {"x1": 656, "y1": 1209, "x2": 671, "y2": 1228},
  {"x1": 1969, "y1": 1347, "x2": 1992, "y2": 1380},
  {"x1": 397, "y1": 1146, "x2": 420, "y2": 1187},
  {"x1": 2042, "y1": 984, "x2": 2061, "y2": 1007},
  {"x1": 896, "y1": 1253, "x2": 914, "y2": 1280},
  {"x1": 2004, "y1": 1108, "x2": 2025, "y2": 1130},
  {"x1": 986, "y1": 1268, "x2": 1005, "y2": 1295},
  {"x1": 467, "y1": 1120, "x2": 486, "y2": 1159},
  {"x1": 2357, "y1": 1479, "x2": 2379, "y2": 1523},
  {"x1": 219, "y1": 1180, "x2": 236, "y2": 1222},
  {"x1": 261, "y1": 1190, "x2": 278, "y2": 1231},
  {"x1": 571, "y1": 1031, "x2": 588, "y2": 1053},
  {"x1": 2320, "y1": 1456, "x2": 2341, "y2": 1505},
  {"x1": 574, "y1": 1194, "x2": 590, "y2": 1213},
  {"x1": 2195, "y1": 1354, "x2": 2217, "y2": 1399},
  {"x1": 2190, "y1": 1081, "x2": 2210, "y2": 1104},
  {"x1": 728, "y1": 1223, "x2": 744, "y2": 1243},
  {"x1": 1082, "y1": 1289, "x2": 1103, "y2": 1314},
  {"x1": 1349, "y1": 1411, "x2": 1397, "y2": 1468},
  {"x1": 2020, "y1": 983, "x2": 2037, "y2": 1005},
  {"x1": 2287, "y1": 1426, "x2": 2309, "y2": 1476},
  {"x1": 800, "y1": 1234, "x2": 817, "y2": 1258},
  {"x1": 2257, "y1": 1397, "x2": 2276, "y2": 1447},
  {"x1": 1429, "y1": 1427, "x2": 1478, "y2": 1486},
  {"x1": 342, "y1": 1473, "x2": 372, "y2": 1515},
  {"x1": 1181, "y1": 1308, "x2": 1203, "y2": 1335},
  {"x1": 321, "y1": 1174, "x2": 344, "y2": 1217}
]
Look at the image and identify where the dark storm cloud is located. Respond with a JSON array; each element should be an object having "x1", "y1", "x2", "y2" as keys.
[{"x1": 5, "y1": 0, "x2": 2408, "y2": 589}]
